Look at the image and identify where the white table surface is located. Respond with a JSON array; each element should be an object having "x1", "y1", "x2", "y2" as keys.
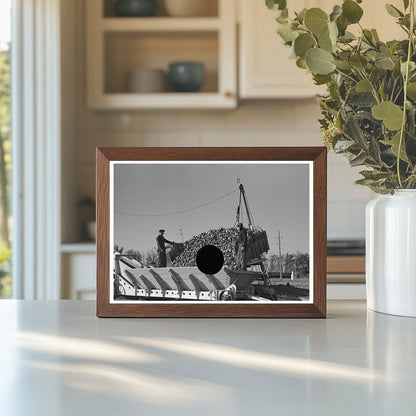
[{"x1": 0, "y1": 300, "x2": 415, "y2": 416}]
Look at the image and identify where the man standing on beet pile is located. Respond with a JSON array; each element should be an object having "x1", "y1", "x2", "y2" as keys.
[{"x1": 156, "y1": 229, "x2": 174, "y2": 267}]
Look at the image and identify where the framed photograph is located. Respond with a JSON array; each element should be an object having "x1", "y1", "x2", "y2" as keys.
[{"x1": 96, "y1": 147, "x2": 327, "y2": 318}]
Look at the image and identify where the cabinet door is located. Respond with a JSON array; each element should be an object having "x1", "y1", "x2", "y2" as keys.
[
  {"x1": 239, "y1": 0, "x2": 404, "y2": 99},
  {"x1": 239, "y1": 0, "x2": 326, "y2": 99},
  {"x1": 62, "y1": 253, "x2": 96, "y2": 300}
]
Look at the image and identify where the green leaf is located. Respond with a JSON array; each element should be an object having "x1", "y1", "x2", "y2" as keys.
[
  {"x1": 339, "y1": 31, "x2": 356, "y2": 43},
  {"x1": 363, "y1": 29, "x2": 376, "y2": 46},
  {"x1": 306, "y1": 48, "x2": 335, "y2": 75},
  {"x1": 278, "y1": 0, "x2": 287, "y2": 9},
  {"x1": 296, "y1": 57, "x2": 307, "y2": 69},
  {"x1": 375, "y1": 55, "x2": 395, "y2": 70},
  {"x1": 348, "y1": 92, "x2": 377, "y2": 107},
  {"x1": 344, "y1": 114, "x2": 367, "y2": 147},
  {"x1": 318, "y1": 27, "x2": 334, "y2": 52},
  {"x1": 334, "y1": 139, "x2": 355, "y2": 152},
  {"x1": 336, "y1": 15, "x2": 348, "y2": 36},
  {"x1": 342, "y1": 0, "x2": 364, "y2": 24},
  {"x1": 296, "y1": 8, "x2": 307, "y2": 23},
  {"x1": 266, "y1": 0, "x2": 287, "y2": 11},
  {"x1": 350, "y1": 54, "x2": 368, "y2": 70},
  {"x1": 382, "y1": 132, "x2": 409, "y2": 162},
  {"x1": 277, "y1": 23, "x2": 298, "y2": 43},
  {"x1": 356, "y1": 79, "x2": 372, "y2": 92},
  {"x1": 276, "y1": 14, "x2": 287, "y2": 24},
  {"x1": 350, "y1": 151, "x2": 367, "y2": 167},
  {"x1": 265, "y1": 0, "x2": 275, "y2": 9},
  {"x1": 355, "y1": 178, "x2": 377, "y2": 186},
  {"x1": 369, "y1": 136, "x2": 382, "y2": 163},
  {"x1": 333, "y1": 60, "x2": 352, "y2": 70},
  {"x1": 330, "y1": 5, "x2": 342, "y2": 22},
  {"x1": 407, "y1": 82, "x2": 416, "y2": 99},
  {"x1": 328, "y1": 21, "x2": 338, "y2": 44},
  {"x1": 371, "y1": 29, "x2": 380, "y2": 42},
  {"x1": 378, "y1": 78, "x2": 386, "y2": 100},
  {"x1": 360, "y1": 170, "x2": 391, "y2": 181},
  {"x1": 403, "y1": 0, "x2": 410, "y2": 10},
  {"x1": 401, "y1": 61, "x2": 416, "y2": 76},
  {"x1": 393, "y1": 60, "x2": 402, "y2": 79},
  {"x1": 372, "y1": 101, "x2": 404, "y2": 131},
  {"x1": 399, "y1": 14, "x2": 411, "y2": 29},
  {"x1": 408, "y1": 109, "x2": 416, "y2": 137},
  {"x1": 313, "y1": 74, "x2": 332, "y2": 85},
  {"x1": 385, "y1": 4, "x2": 404, "y2": 18},
  {"x1": 304, "y1": 8, "x2": 329, "y2": 35},
  {"x1": 294, "y1": 33, "x2": 316, "y2": 58}
]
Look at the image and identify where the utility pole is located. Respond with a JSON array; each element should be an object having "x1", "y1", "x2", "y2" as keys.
[
  {"x1": 276, "y1": 231, "x2": 283, "y2": 279},
  {"x1": 294, "y1": 255, "x2": 297, "y2": 279}
]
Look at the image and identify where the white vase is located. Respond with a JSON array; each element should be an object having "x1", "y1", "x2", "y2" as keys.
[{"x1": 366, "y1": 190, "x2": 416, "y2": 317}]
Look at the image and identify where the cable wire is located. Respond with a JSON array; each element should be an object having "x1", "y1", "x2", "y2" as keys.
[{"x1": 115, "y1": 188, "x2": 238, "y2": 218}]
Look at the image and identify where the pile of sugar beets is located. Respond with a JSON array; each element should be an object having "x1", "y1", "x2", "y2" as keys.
[{"x1": 171, "y1": 227, "x2": 239, "y2": 269}]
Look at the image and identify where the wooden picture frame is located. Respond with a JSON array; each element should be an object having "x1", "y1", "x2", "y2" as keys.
[{"x1": 96, "y1": 147, "x2": 327, "y2": 318}]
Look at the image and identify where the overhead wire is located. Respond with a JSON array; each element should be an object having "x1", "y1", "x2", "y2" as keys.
[{"x1": 115, "y1": 188, "x2": 238, "y2": 218}]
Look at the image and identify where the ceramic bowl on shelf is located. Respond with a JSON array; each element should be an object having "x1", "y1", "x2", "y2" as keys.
[
  {"x1": 164, "y1": 0, "x2": 218, "y2": 17},
  {"x1": 128, "y1": 68, "x2": 167, "y2": 93},
  {"x1": 114, "y1": 0, "x2": 158, "y2": 17},
  {"x1": 168, "y1": 62, "x2": 205, "y2": 92}
]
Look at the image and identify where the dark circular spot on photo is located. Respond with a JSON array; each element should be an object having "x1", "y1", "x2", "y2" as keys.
[{"x1": 196, "y1": 245, "x2": 224, "y2": 275}]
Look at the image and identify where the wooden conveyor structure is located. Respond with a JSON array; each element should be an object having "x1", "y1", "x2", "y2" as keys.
[
  {"x1": 113, "y1": 180, "x2": 281, "y2": 301},
  {"x1": 114, "y1": 256, "x2": 269, "y2": 301}
]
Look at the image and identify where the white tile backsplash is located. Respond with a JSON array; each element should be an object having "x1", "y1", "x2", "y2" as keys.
[
  {"x1": 142, "y1": 130, "x2": 201, "y2": 146},
  {"x1": 178, "y1": 111, "x2": 227, "y2": 130},
  {"x1": 73, "y1": 98, "x2": 370, "y2": 240}
]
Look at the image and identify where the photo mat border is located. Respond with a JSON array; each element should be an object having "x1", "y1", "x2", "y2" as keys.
[
  {"x1": 96, "y1": 147, "x2": 327, "y2": 318},
  {"x1": 110, "y1": 160, "x2": 314, "y2": 305}
]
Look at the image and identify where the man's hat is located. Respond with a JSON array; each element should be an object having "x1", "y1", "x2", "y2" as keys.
[{"x1": 159, "y1": 229, "x2": 165, "y2": 233}]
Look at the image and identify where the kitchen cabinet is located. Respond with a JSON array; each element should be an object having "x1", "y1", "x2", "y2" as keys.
[
  {"x1": 86, "y1": 0, "x2": 404, "y2": 107},
  {"x1": 86, "y1": 0, "x2": 237, "y2": 109},
  {"x1": 239, "y1": 0, "x2": 325, "y2": 99},
  {"x1": 327, "y1": 256, "x2": 365, "y2": 283},
  {"x1": 61, "y1": 245, "x2": 96, "y2": 300},
  {"x1": 238, "y1": 0, "x2": 404, "y2": 99}
]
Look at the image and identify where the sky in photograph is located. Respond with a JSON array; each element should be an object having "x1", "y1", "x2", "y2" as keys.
[{"x1": 113, "y1": 163, "x2": 310, "y2": 256}]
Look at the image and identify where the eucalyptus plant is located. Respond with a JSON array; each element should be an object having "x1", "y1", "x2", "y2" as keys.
[{"x1": 266, "y1": 0, "x2": 416, "y2": 193}]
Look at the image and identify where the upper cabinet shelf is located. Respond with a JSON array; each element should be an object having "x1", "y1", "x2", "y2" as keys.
[
  {"x1": 101, "y1": 17, "x2": 221, "y2": 32},
  {"x1": 86, "y1": 0, "x2": 237, "y2": 110}
]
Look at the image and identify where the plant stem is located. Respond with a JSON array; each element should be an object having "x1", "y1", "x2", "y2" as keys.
[
  {"x1": 358, "y1": 69, "x2": 381, "y2": 104},
  {"x1": 397, "y1": 0, "x2": 415, "y2": 188},
  {"x1": 334, "y1": 68, "x2": 358, "y2": 84},
  {"x1": 390, "y1": 79, "x2": 398, "y2": 101}
]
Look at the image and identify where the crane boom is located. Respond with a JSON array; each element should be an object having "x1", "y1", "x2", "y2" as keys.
[{"x1": 235, "y1": 179, "x2": 254, "y2": 228}]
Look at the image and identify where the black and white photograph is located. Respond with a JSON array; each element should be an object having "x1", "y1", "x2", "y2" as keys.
[{"x1": 110, "y1": 161, "x2": 313, "y2": 303}]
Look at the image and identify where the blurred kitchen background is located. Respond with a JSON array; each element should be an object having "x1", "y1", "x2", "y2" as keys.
[{"x1": 3, "y1": 0, "x2": 403, "y2": 300}]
